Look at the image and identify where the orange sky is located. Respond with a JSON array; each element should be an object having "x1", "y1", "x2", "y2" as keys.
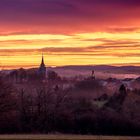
[{"x1": 0, "y1": 0, "x2": 140, "y2": 69}]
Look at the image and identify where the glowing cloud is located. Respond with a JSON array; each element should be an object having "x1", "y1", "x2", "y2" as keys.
[{"x1": 0, "y1": 0, "x2": 140, "y2": 69}]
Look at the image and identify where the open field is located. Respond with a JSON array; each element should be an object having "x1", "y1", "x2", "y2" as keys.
[{"x1": 0, "y1": 135, "x2": 139, "y2": 140}]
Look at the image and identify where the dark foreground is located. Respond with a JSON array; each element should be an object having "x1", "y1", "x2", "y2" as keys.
[{"x1": 0, "y1": 135, "x2": 140, "y2": 140}]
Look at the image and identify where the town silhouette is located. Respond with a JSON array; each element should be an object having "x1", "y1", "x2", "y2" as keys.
[{"x1": 0, "y1": 55, "x2": 140, "y2": 136}]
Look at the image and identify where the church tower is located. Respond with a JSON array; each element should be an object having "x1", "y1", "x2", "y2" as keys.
[{"x1": 38, "y1": 54, "x2": 46, "y2": 79}]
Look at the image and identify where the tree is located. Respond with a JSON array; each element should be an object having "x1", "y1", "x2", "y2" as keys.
[
  {"x1": 0, "y1": 77, "x2": 18, "y2": 133},
  {"x1": 47, "y1": 70, "x2": 59, "y2": 81},
  {"x1": 0, "y1": 78, "x2": 16, "y2": 112}
]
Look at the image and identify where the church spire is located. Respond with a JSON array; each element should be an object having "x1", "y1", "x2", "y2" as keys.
[
  {"x1": 40, "y1": 53, "x2": 46, "y2": 68},
  {"x1": 41, "y1": 53, "x2": 45, "y2": 66},
  {"x1": 38, "y1": 53, "x2": 46, "y2": 79}
]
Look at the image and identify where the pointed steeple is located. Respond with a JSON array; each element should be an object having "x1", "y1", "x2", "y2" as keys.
[
  {"x1": 41, "y1": 53, "x2": 45, "y2": 67},
  {"x1": 38, "y1": 53, "x2": 46, "y2": 79}
]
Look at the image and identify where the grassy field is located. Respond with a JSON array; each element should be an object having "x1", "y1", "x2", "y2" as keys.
[{"x1": 0, "y1": 135, "x2": 139, "y2": 140}]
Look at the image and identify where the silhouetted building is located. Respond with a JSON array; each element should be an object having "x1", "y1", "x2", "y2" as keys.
[
  {"x1": 38, "y1": 54, "x2": 46, "y2": 80},
  {"x1": 91, "y1": 70, "x2": 95, "y2": 79}
]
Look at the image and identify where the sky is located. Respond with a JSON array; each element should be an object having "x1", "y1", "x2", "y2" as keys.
[{"x1": 0, "y1": 0, "x2": 140, "y2": 69}]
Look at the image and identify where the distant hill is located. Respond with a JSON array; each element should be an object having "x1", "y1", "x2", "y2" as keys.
[
  {"x1": 53, "y1": 65, "x2": 140, "y2": 74},
  {"x1": 45, "y1": 65, "x2": 139, "y2": 79},
  {"x1": 1, "y1": 65, "x2": 140, "y2": 79}
]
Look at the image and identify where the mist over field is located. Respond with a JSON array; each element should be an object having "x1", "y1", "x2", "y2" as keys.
[{"x1": 51, "y1": 65, "x2": 140, "y2": 79}]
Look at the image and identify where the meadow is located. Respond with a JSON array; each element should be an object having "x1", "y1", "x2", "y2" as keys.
[{"x1": 0, "y1": 135, "x2": 140, "y2": 140}]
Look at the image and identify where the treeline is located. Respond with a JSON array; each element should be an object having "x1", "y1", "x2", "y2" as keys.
[{"x1": 0, "y1": 77, "x2": 140, "y2": 135}]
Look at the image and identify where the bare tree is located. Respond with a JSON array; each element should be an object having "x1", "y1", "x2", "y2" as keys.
[{"x1": 0, "y1": 78, "x2": 16, "y2": 113}]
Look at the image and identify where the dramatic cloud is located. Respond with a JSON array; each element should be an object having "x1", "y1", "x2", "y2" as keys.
[
  {"x1": 0, "y1": 0, "x2": 140, "y2": 68},
  {"x1": 0, "y1": 0, "x2": 140, "y2": 34}
]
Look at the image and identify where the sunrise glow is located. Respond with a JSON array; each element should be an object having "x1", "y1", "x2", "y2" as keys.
[{"x1": 0, "y1": 0, "x2": 140, "y2": 69}]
